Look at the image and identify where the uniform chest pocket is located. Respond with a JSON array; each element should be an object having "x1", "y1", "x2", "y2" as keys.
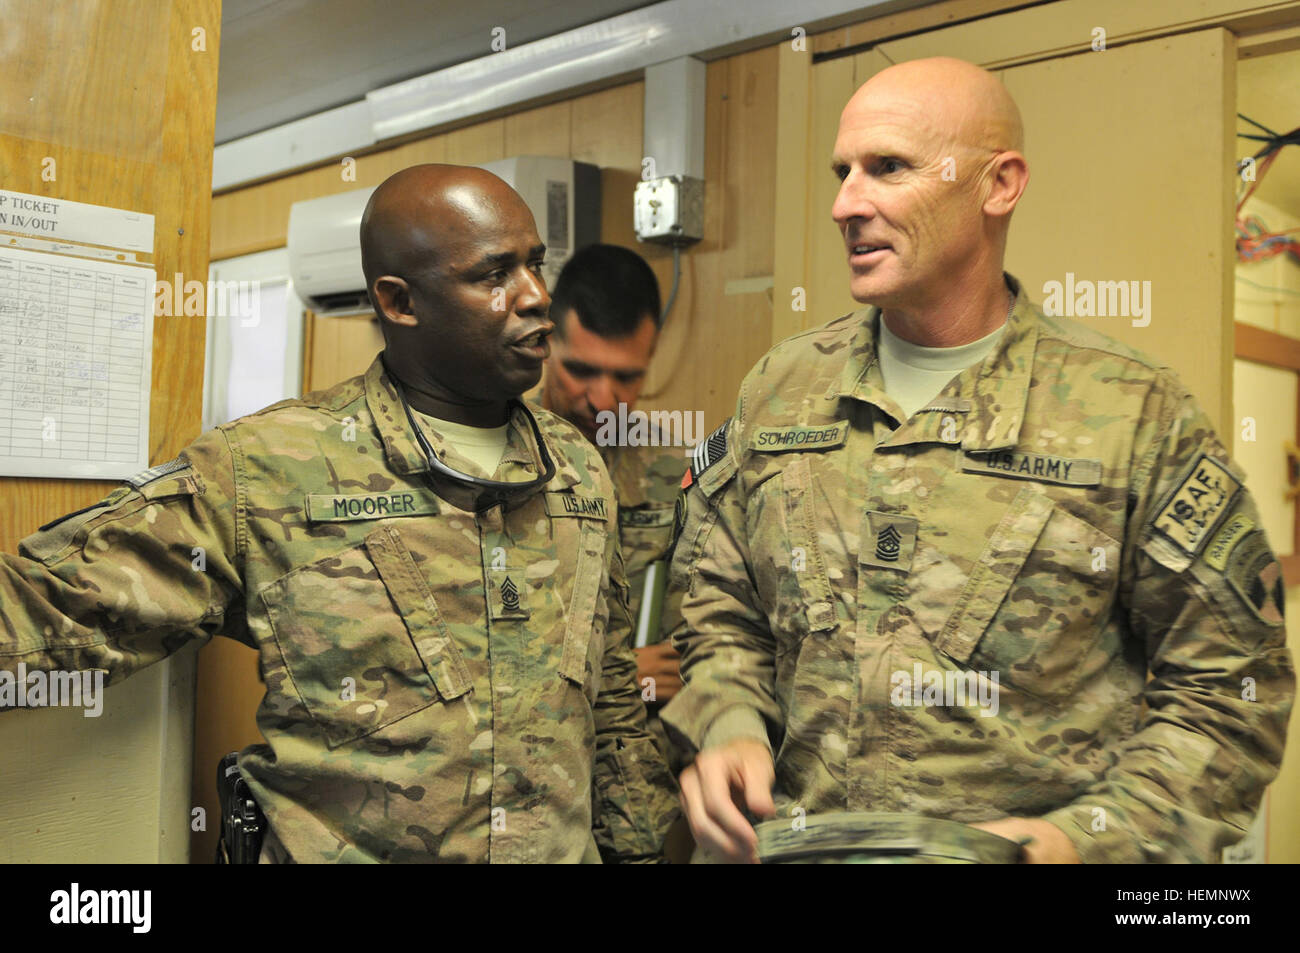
[
  {"x1": 754, "y1": 457, "x2": 839, "y2": 658},
  {"x1": 260, "y1": 525, "x2": 471, "y2": 748},
  {"x1": 932, "y1": 487, "x2": 1120, "y2": 703}
]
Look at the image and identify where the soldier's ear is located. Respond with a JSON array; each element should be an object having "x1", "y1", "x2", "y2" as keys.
[{"x1": 372, "y1": 275, "x2": 418, "y2": 329}]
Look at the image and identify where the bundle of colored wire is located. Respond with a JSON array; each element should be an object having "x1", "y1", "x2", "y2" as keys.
[
  {"x1": 1234, "y1": 113, "x2": 1300, "y2": 264},
  {"x1": 1236, "y1": 215, "x2": 1300, "y2": 265}
]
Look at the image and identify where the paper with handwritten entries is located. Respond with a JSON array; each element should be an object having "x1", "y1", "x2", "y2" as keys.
[{"x1": 0, "y1": 246, "x2": 154, "y2": 479}]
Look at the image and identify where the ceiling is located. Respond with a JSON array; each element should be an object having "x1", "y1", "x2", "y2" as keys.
[
  {"x1": 216, "y1": 0, "x2": 658, "y2": 144},
  {"x1": 1237, "y1": 50, "x2": 1300, "y2": 222},
  {"x1": 216, "y1": 2, "x2": 1300, "y2": 225}
]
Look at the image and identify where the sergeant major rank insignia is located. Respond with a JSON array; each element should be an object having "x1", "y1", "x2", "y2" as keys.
[
  {"x1": 499, "y1": 576, "x2": 521, "y2": 612},
  {"x1": 488, "y1": 567, "x2": 529, "y2": 619},
  {"x1": 875, "y1": 524, "x2": 902, "y2": 562},
  {"x1": 862, "y1": 512, "x2": 918, "y2": 572}
]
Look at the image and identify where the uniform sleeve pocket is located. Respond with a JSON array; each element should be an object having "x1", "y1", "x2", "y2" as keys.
[
  {"x1": 260, "y1": 525, "x2": 469, "y2": 749},
  {"x1": 935, "y1": 487, "x2": 1119, "y2": 702},
  {"x1": 558, "y1": 520, "x2": 608, "y2": 695},
  {"x1": 767, "y1": 458, "x2": 838, "y2": 657}
]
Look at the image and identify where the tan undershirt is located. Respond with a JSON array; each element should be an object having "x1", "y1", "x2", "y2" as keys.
[
  {"x1": 410, "y1": 409, "x2": 510, "y2": 478},
  {"x1": 877, "y1": 317, "x2": 1006, "y2": 420}
]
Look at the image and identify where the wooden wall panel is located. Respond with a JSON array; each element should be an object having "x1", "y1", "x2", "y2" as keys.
[
  {"x1": 0, "y1": 0, "x2": 221, "y2": 862},
  {"x1": 642, "y1": 47, "x2": 780, "y2": 430}
]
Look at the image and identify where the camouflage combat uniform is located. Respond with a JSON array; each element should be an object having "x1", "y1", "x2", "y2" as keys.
[
  {"x1": 661, "y1": 273, "x2": 1293, "y2": 863},
  {"x1": 603, "y1": 438, "x2": 688, "y2": 770},
  {"x1": 0, "y1": 355, "x2": 678, "y2": 863},
  {"x1": 603, "y1": 438, "x2": 687, "y2": 645}
]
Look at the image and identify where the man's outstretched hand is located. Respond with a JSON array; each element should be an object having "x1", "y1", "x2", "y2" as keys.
[
  {"x1": 677, "y1": 738, "x2": 776, "y2": 863},
  {"x1": 970, "y1": 817, "x2": 1081, "y2": 863}
]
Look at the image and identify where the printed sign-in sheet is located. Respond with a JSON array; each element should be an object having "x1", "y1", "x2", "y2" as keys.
[{"x1": 0, "y1": 245, "x2": 154, "y2": 480}]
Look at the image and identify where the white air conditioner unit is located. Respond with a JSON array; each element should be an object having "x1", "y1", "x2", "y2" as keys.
[{"x1": 287, "y1": 156, "x2": 600, "y2": 316}]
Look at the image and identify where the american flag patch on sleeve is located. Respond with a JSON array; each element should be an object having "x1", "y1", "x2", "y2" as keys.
[{"x1": 686, "y1": 419, "x2": 730, "y2": 486}]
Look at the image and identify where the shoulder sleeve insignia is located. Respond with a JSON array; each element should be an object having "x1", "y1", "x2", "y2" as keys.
[
  {"x1": 688, "y1": 419, "x2": 730, "y2": 485},
  {"x1": 1224, "y1": 530, "x2": 1285, "y2": 626},
  {"x1": 124, "y1": 456, "x2": 190, "y2": 489},
  {"x1": 1151, "y1": 453, "x2": 1241, "y2": 556}
]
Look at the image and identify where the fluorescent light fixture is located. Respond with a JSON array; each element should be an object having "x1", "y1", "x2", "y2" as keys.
[
  {"x1": 366, "y1": 0, "x2": 928, "y2": 141},
  {"x1": 215, "y1": 0, "x2": 935, "y2": 190},
  {"x1": 367, "y1": 13, "x2": 670, "y2": 140}
]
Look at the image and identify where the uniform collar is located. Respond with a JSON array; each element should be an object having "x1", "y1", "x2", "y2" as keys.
[
  {"x1": 363, "y1": 355, "x2": 580, "y2": 491},
  {"x1": 824, "y1": 273, "x2": 1037, "y2": 451}
]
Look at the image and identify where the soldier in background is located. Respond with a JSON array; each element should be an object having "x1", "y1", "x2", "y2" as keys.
[
  {"x1": 0, "y1": 164, "x2": 678, "y2": 863},
  {"x1": 536, "y1": 244, "x2": 693, "y2": 860},
  {"x1": 537, "y1": 245, "x2": 687, "y2": 724},
  {"x1": 662, "y1": 57, "x2": 1293, "y2": 863}
]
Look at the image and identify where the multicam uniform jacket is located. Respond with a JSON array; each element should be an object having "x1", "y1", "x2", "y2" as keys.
[
  {"x1": 604, "y1": 439, "x2": 689, "y2": 774},
  {"x1": 661, "y1": 273, "x2": 1293, "y2": 863},
  {"x1": 602, "y1": 439, "x2": 687, "y2": 642},
  {"x1": 0, "y1": 355, "x2": 678, "y2": 863}
]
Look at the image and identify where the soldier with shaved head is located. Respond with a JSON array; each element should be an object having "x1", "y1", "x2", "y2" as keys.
[
  {"x1": 0, "y1": 163, "x2": 678, "y2": 863},
  {"x1": 662, "y1": 57, "x2": 1292, "y2": 864}
]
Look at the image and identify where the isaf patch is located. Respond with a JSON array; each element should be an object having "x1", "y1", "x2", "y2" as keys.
[
  {"x1": 1224, "y1": 531, "x2": 1285, "y2": 626},
  {"x1": 1152, "y1": 453, "x2": 1241, "y2": 556}
]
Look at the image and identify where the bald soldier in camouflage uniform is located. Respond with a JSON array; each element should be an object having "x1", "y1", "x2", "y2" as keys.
[
  {"x1": 663, "y1": 59, "x2": 1293, "y2": 863},
  {"x1": 0, "y1": 165, "x2": 678, "y2": 863}
]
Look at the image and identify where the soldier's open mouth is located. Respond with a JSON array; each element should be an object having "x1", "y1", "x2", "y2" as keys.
[{"x1": 510, "y1": 330, "x2": 551, "y2": 361}]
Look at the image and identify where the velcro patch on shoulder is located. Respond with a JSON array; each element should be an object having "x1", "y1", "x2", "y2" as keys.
[
  {"x1": 1152, "y1": 453, "x2": 1241, "y2": 556},
  {"x1": 685, "y1": 418, "x2": 731, "y2": 486},
  {"x1": 1203, "y1": 514, "x2": 1255, "y2": 571},
  {"x1": 545, "y1": 492, "x2": 609, "y2": 520},
  {"x1": 124, "y1": 457, "x2": 190, "y2": 489},
  {"x1": 1224, "y1": 530, "x2": 1284, "y2": 626},
  {"x1": 750, "y1": 421, "x2": 848, "y2": 453},
  {"x1": 25, "y1": 486, "x2": 137, "y2": 564}
]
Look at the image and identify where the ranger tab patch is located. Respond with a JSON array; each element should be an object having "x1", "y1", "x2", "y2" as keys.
[
  {"x1": 961, "y1": 450, "x2": 1101, "y2": 486},
  {"x1": 1152, "y1": 453, "x2": 1241, "y2": 556},
  {"x1": 1204, "y1": 514, "x2": 1255, "y2": 572}
]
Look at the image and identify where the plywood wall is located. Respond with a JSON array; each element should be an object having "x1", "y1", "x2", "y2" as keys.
[{"x1": 0, "y1": 0, "x2": 221, "y2": 862}]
